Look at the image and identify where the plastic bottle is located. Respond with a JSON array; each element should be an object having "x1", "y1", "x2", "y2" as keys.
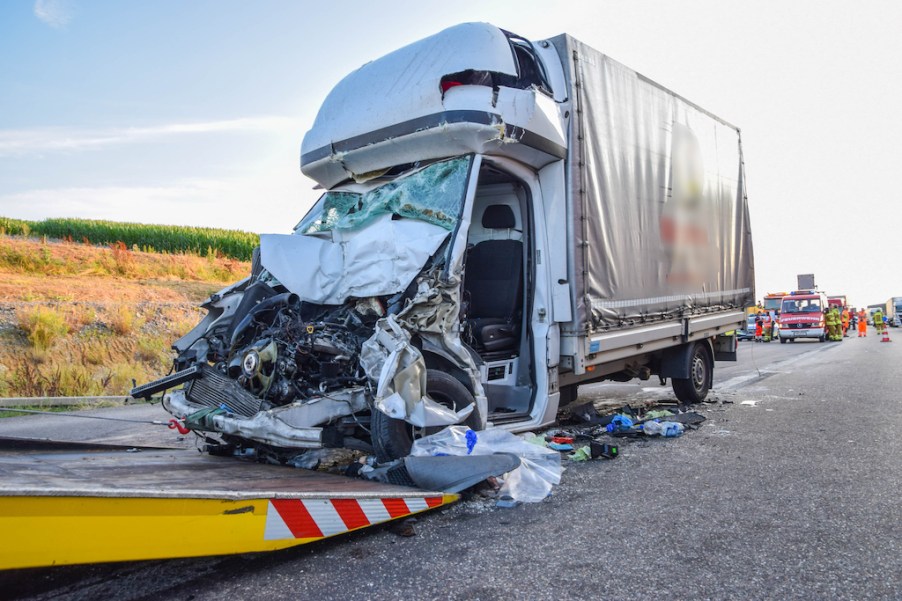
[
  {"x1": 642, "y1": 420, "x2": 684, "y2": 437},
  {"x1": 642, "y1": 420, "x2": 664, "y2": 436},
  {"x1": 661, "y1": 422, "x2": 684, "y2": 437}
]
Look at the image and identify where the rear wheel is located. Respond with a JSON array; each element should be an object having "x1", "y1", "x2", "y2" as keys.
[
  {"x1": 372, "y1": 370, "x2": 481, "y2": 463},
  {"x1": 780, "y1": 337, "x2": 786, "y2": 344},
  {"x1": 672, "y1": 343, "x2": 712, "y2": 404}
]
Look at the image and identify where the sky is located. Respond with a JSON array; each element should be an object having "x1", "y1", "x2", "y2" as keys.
[{"x1": 1, "y1": 0, "x2": 900, "y2": 308}]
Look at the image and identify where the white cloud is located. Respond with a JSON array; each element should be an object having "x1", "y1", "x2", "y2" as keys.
[
  {"x1": 0, "y1": 116, "x2": 303, "y2": 157},
  {"x1": 34, "y1": 0, "x2": 74, "y2": 29}
]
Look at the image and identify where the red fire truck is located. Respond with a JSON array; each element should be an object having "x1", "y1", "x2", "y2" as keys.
[{"x1": 778, "y1": 291, "x2": 829, "y2": 343}]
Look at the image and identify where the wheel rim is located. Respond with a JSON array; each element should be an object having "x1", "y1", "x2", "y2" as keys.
[{"x1": 690, "y1": 352, "x2": 707, "y2": 391}]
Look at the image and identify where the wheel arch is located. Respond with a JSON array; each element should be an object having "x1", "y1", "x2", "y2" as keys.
[{"x1": 658, "y1": 339, "x2": 714, "y2": 380}]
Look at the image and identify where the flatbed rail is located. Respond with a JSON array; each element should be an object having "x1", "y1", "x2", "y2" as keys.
[{"x1": 0, "y1": 438, "x2": 456, "y2": 570}]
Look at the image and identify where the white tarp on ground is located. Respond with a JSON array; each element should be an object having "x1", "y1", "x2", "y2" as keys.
[
  {"x1": 411, "y1": 425, "x2": 562, "y2": 503},
  {"x1": 259, "y1": 214, "x2": 449, "y2": 305}
]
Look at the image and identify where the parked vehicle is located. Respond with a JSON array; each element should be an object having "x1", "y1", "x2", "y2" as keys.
[
  {"x1": 828, "y1": 295, "x2": 847, "y2": 311},
  {"x1": 779, "y1": 291, "x2": 828, "y2": 342},
  {"x1": 738, "y1": 315, "x2": 757, "y2": 340},
  {"x1": 762, "y1": 292, "x2": 788, "y2": 316},
  {"x1": 135, "y1": 23, "x2": 754, "y2": 463},
  {"x1": 885, "y1": 297, "x2": 902, "y2": 327}
]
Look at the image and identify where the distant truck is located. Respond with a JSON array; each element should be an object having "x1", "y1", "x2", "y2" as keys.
[
  {"x1": 828, "y1": 295, "x2": 847, "y2": 310},
  {"x1": 136, "y1": 23, "x2": 754, "y2": 463},
  {"x1": 762, "y1": 292, "x2": 788, "y2": 315},
  {"x1": 779, "y1": 291, "x2": 828, "y2": 343},
  {"x1": 886, "y1": 297, "x2": 902, "y2": 327}
]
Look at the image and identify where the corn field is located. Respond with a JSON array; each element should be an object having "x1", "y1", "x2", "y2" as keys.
[{"x1": 0, "y1": 217, "x2": 259, "y2": 261}]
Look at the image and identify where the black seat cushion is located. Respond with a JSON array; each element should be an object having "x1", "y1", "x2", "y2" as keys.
[{"x1": 464, "y1": 238, "x2": 523, "y2": 353}]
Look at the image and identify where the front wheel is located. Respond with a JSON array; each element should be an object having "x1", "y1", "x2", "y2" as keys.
[
  {"x1": 372, "y1": 370, "x2": 481, "y2": 463},
  {"x1": 671, "y1": 343, "x2": 712, "y2": 404},
  {"x1": 780, "y1": 337, "x2": 786, "y2": 344}
]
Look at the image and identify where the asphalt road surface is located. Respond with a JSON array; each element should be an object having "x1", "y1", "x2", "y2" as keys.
[{"x1": 2, "y1": 334, "x2": 900, "y2": 600}]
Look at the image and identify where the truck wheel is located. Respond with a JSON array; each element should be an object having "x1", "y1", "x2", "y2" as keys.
[
  {"x1": 671, "y1": 343, "x2": 712, "y2": 404},
  {"x1": 819, "y1": 334, "x2": 826, "y2": 342},
  {"x1": 372, "y1": 370, "x2": 481, "y2": 463},
  {"x1": 780, "y1": 337, "x2": 786, "y2": 344}
]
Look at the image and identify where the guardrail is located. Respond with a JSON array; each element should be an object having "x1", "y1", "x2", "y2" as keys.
[{"x1": 0, "y1": 396, "x2": 132, "y2": 408}]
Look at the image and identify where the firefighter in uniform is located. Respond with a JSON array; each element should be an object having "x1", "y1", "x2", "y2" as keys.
[
  {"x1": 874, "y1": 309, "x2": 885, "y2": 335},
  {"x1": 833, "y1": 306, "x2": 844, "y2": 341},
  {"x1": 858, "y1": 309, "x2": 868, "y2": 337},
  {"x1": 825, "y1": 306, "x2": 839, "y2": 341},
  {"x1": 841, "y1": 307, "x2": 850, "y2": 338}
]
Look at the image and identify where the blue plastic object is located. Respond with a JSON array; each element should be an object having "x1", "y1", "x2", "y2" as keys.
[{"x1": 605, "y1": 414, "x2": 634, "y2": 433}]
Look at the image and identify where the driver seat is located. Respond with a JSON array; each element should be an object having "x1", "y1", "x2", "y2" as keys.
[{"x1": 463, "y1": 204, "x2": 523, "y2": 353}]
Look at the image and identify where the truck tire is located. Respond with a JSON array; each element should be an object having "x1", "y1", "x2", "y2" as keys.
[
  {"x1": 372, "y1": 370, "x2": 481, "y2": 463},
  {"x1": 780, "y1": 337, "x2": 786, "y2": 344},
  {"x1": 671, "y1": 343, "x2": 712, "y2": 404}
]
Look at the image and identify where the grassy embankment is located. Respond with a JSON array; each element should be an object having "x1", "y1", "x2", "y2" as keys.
[{"x1": 0, "y1": 217, "x2": 255, "y2": 398}]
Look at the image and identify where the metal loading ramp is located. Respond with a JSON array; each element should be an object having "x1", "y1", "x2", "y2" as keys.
[{"x1": 0, "y1": 439, "x2": 456, "y2": 570}]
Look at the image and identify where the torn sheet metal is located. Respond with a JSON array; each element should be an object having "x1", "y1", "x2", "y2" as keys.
[
  {"x1": 360, "y1": 314, "x2": 473, "y2": 428},
  {"x1": 360, "y1": 265, "x2": 488, "y2": 428},
  {"x1": 362, "y1": 454, "x2": 521, "y2": 494},
  {"x1": 260, "y1": 215, "x2": 449, "y2": 305},
  {"x1": 163, "y1": 387, "x2": 369, "y2": 449}
]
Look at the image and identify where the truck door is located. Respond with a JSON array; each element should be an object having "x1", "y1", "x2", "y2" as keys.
[{"x1": 460, "y1": 159, "x2": 539, "y2": 422}]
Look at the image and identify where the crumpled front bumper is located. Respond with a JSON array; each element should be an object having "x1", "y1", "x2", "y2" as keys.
[{"x1": 163, "y1": 387, "x2": 368, "y2": 449}]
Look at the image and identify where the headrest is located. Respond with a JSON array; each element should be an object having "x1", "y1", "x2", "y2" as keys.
[{"x1": 481, "y1": 204, "x2": 515, "y2": 229}]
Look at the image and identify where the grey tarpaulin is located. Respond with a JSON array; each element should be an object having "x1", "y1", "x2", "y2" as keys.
[{"x1": 548, "y1": 35, "x2": 755, "y2": 333}]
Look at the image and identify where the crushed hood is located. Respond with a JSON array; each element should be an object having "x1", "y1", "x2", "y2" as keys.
[{"x1": 260, "y1": 214, "x2": 449, "y2": 305}]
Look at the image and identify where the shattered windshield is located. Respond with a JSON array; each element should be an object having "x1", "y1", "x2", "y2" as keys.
[{"x1": 296, "y1": 156, "x2": 472, "y2": 234}]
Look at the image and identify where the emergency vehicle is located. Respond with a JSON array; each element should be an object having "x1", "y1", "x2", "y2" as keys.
[{"x1": 778, "y1": 291, "x2": 829, "y2": 343}]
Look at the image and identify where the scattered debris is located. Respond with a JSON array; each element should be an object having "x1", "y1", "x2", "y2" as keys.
[
  {"x1": 390, "y1": 517, "x2": 417, "y2": 537},
  {"x1": 589, "y1": 441, "x2": 619, "y2": 459},
  {"x1": 740, "y1": 400, "x2": 759, "y2": 407},
  {"x1": 642, "y1": 421, "x2": 684, "y2": 437},
  {"x1": 410, "y1": 426, "x2": 562, "y2": 503}
]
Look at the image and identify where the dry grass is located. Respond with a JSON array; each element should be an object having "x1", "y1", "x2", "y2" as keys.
[
  {"x1": 0, "y1": 235, "x2": 246, "y2": 398},
  {"x1": 17, "y1": 306, "x2": 69, "y2": 352},
  {"x1": 0, "y1": 236, "x2": 249, "y2": 283},
  {"x1": 0, "y1": 305, "x2": 202, "y2": 397}
]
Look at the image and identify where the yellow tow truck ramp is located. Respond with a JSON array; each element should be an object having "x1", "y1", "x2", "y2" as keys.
[{"x1": 0, "y1": 438, "x2": 456, "y2": 570}]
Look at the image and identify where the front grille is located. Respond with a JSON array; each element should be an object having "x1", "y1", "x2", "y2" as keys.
[{"x1": 186, "y1": 365, "x2": 262, "y2": 417}]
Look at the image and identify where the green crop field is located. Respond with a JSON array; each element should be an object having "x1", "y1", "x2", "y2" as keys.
[{"x1": 0, "y1": 217, "x2": 259, "y2": 261}]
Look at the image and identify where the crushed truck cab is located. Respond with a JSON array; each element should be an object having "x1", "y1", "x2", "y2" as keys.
[{"x1": 136, "y1": 22, "x2": 755, "y2": 464}]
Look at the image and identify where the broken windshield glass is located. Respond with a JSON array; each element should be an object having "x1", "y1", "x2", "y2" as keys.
[{"x1": 296, "y1": 156, "x2": 472, "y2": 234}]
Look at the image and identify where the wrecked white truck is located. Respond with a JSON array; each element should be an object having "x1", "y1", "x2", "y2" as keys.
[{"x1": 133, "y1": 23, "x2": 754, "y2": 464}]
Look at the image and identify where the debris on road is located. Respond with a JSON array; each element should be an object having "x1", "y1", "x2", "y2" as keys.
[{"x1": 410, "y1": 426, "x2": 562, "y2": 504}]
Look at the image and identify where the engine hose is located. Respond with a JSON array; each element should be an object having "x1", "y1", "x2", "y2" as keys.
[{"x1": 229, "y1": 292, "x2": 300, "y2": 350}]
